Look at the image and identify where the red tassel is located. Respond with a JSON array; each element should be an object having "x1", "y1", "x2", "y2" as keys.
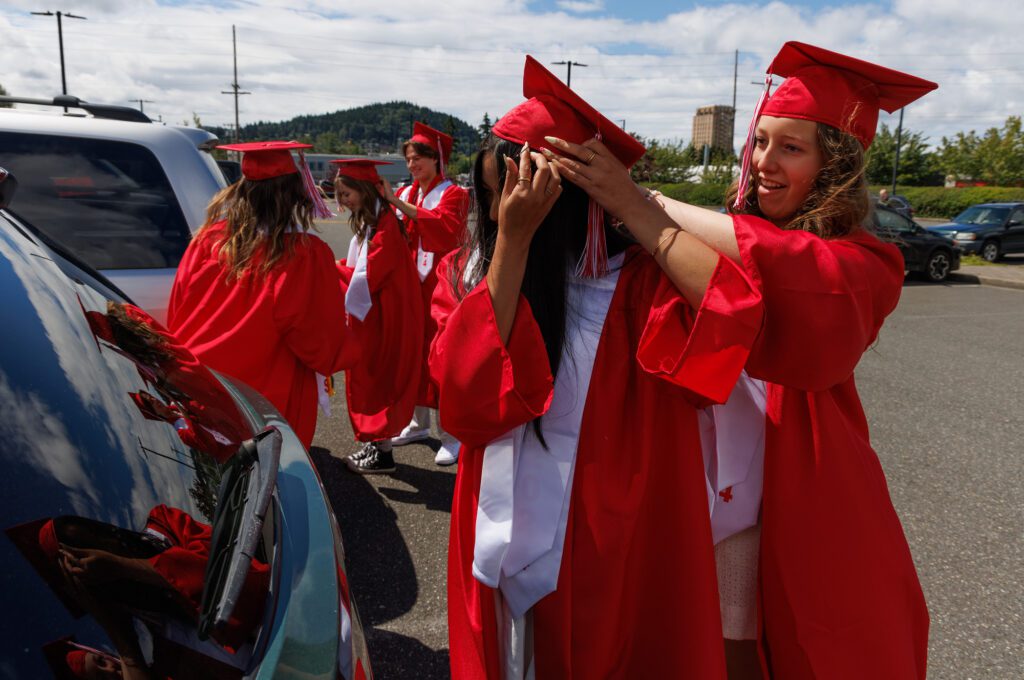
[
  {"x1": 734, "y1": 74, "x2": 774, "y2": 211},
  {"x1": 575, "y1": 196, "x2": 608, "y2": 278}
]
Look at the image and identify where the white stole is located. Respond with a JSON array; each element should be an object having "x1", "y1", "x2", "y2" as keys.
[
  {"x1": 344, "y1": 219, "x2": 374, "y2": 322},
  {"x1": 473, "y1": 255, "x2": 622, "y2": 619},
  {"x1": 698, "y1": 371, "x2": 767, "y2": 544},
  {"x1": 400, "y1": 180, "x2": 454, "y2": 281}
]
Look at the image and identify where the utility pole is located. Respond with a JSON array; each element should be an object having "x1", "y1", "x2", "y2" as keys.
[
  {"x1": 891, "y1": 107, "x2": 905, "y2": 196},
  {"x1": 732, "y1": 49, "x2": 738, "y2": 149},
  {"x1": 551, "y1": 60, "x2": 587, "y2": 89},
  {"x1": 31, "y1": 10, "x2": 87, "y2": 106},
  {"x1": 220, "y1": 25, "x2": 250, "y2": 143},
  {"x1": 619, "y1": 119, "x2": 626, "y2": 130},
  {"x1": 131, "y1": 98, "x2": 154, "y2": 113}
]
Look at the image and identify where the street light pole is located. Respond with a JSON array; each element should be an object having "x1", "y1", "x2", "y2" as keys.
[
  {"x1": 551, "y1": 60, "x2": 588, "y2": 89},
  {"x1": 131, "y1": 99, "x2": 154, "y2": 114},
  {"x1": 31, "y1": 10, "x2": 87, "y2": 99}
]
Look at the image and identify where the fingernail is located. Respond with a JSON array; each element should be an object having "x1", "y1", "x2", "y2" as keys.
[
  {"x1": 522, "y1": 142, "x2": 530, "y2": 154},
  {"x1": 544, "y1": 136, "x2": 560, "y2": 145},
  {"x1": 540, "y1": 147, "x2": 555, "y2": 157}
]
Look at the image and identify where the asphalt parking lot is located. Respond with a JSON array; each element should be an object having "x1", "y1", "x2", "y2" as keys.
[{"x1": 309, "y1": 231, "x2": 1023, "y2": 678}]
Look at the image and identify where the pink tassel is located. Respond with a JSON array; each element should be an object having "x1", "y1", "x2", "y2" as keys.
[
  {"x1": 297, "y1": 150, "x2": 335, "y2": 219},
  {"x1": 734, "y1": 74, "x2": 774, "y2": 211}
]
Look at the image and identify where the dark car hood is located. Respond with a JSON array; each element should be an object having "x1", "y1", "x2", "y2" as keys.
[
  {"x1": 0, "y1": 220, "x2": 254, "y2": 677},
  {"x1": 928, "y1": 222, "x2": 980, "y2": 234}
]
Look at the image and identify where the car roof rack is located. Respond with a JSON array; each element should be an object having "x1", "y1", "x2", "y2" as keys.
[{"x1": 0, "y1": 95, "x2": 151, "y2": 123}]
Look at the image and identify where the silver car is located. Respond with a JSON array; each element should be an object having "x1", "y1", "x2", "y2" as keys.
[{"x1": 0, "y1": 96, "x2": 225, "y2": 323}]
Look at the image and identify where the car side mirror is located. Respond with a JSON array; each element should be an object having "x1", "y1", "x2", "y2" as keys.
[{"x1": 1007, "y1": 220, "x2": 1022, "y2": 227}]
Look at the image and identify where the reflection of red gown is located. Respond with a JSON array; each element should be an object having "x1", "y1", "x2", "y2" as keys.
[
  {"x1": 168, "y1": 222, "x2": 358, "y2": 448},
  {"x1": 341, "y1": 211, "x2": 424, "y2": 441},
  {"x1": 145, "y1": 505, "x2": 268, "y2": 650},
  {"x1": 730, "y1": 215, "x2": 929, "y2": 679},
  {"x1": 399, "y1": 179, "x2": 469, "y2": 407},
  {"x1": 431, "y1": 248, "x2": 763, "y2": 679}
]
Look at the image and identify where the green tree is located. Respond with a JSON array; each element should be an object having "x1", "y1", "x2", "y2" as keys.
[
  {"x1": 478, "y1": 113, "x2": 493, "y2": 140},
  {"x1": 632, "y1": 138, "x2": 696, "y2": 183},
  {"x1": 0, "y1": 83, "x2": 10, "y2": 108},
  {"x1": 865, "y1": 124, "x2": 942, "y2": 186},
  {"x1": 936, "y1": 116, "x2": 1024, "y2": 186}
]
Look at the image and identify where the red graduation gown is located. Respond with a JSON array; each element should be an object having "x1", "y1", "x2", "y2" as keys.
[
  {"x1": 730, "y1": 215, "x2": 930, "y2": 679},
  {"x1": 430, "y1": 247, "x2": 764, "y2": 679},
  {"x1": 341, "y1": 210, "x2": 425, "y2": 441},
  {"x1": 167, "y1": 222, "x2": 357, "y2": 449},
  {"x1": 400, "y1": 179, "x2": 470, "y2": 407}
]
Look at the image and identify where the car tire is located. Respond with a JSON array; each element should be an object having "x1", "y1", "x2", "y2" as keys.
[
  {"x1": 980, "y1": 240, "x2": 1001, "y2": 262},
  {"x1": 925, "y1": 249, "x2": 952, "y2": 282}
]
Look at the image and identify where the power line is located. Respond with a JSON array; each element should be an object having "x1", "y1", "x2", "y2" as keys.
[{"x1": 220, "y1": 25, "x2": 250, "y2": 143}]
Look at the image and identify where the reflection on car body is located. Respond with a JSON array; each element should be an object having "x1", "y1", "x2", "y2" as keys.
[{"x1": 0, "y1": 168, "x2": 372, "y2": 679}]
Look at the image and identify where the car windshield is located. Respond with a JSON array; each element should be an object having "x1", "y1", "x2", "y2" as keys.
[
  {"x1": 953, "y1": 206, "x2": 1009, "y2": 225},
  {"x1": 0, "y1": 131, "x2": 191, "y2": 270}
]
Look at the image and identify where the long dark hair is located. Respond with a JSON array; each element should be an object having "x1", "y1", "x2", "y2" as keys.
[
  {"x1": 454, "y1": 134, "x2": 633, "y2": 442},
  {"x1": 726, "y1": 122, "x2": 869, "y2": 238},
  {"x1": 336, "y1": 175, "x2": 396, "y2": 241}
]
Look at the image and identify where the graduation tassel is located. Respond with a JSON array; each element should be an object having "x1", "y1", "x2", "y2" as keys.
[
  {"x1": 437, "y1": 138, "x2": 447, "y2": 179},
  {"x1": 575, "y1": 195, "x2": 608, "y2": 279},
  {"x1": 297, "y1": 150, "x2": 335, "y2": 219},
  {"x1": 575, "y1": 133, "x2": 608, "y2": 279},
  {"x1": 733, "y1": 74, "x2": 774, "y2": 211}
]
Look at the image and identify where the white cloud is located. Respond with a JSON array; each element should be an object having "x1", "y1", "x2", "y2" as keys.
[
  {"x1": 1, "y1": 1, "x2": 1019, "y2": 151},
  {"x1": 556, "y1": 0, "x2": 606, "y2": 13}
]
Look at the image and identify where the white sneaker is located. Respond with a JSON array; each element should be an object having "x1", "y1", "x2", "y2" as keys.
[
  {"x1": 434, "y1": 441, "x2": 460, "y2": 466},
  {"x1": 390, "y1": 425, "x2": 431, "y2": 447}
]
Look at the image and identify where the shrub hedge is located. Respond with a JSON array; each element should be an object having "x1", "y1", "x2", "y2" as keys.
[
  {"x1": 647, "y1": 182, "x2": 1024, "y2": 218},
  {"x1": 870, "y1": 186, "x2": 1024, "y2": 219}
]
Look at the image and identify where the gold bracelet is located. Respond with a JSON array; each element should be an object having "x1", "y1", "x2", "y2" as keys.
[{"x1": 651, "y1": 228, "x2": 680, "y2": 257}]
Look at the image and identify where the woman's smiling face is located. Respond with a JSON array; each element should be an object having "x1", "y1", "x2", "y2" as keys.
[{"x1": 752, "y1": 115, "x2": 824, "y2": 226}]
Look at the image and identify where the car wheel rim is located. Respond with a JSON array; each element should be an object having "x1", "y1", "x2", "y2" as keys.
[
  {"x1": 929, "y1": 253, "x2": 949, "y2": 280},
  {"x1": 982, "y1": 243, "x2": 998, "y2": 261}
]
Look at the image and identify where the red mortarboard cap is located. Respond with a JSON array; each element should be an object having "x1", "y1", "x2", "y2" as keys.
[
  {"x1": 65, "y1": 650, "x2": 87, "y2": 677},
  {"x1": 38, "y1": 519, "x2": 59, "y2": 559},
  {"x1": 331, "y1": 159, "x2": 392, "y2": 183},
  {"x1": 493, "y1": 56, "x2": 646, "y2": 168},
  {"x1": 217, "y1": 141, "x2": 313, "y2": 181},
  {"x1": 410, "y1": 122, "x2": 453, "y2": 163},
  {"x1": 762, "y1": 42, "x2": 937, "y2": 148}
]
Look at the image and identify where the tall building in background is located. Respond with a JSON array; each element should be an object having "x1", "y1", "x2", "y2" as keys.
[{"x1": 692, "y1": 105, "x2": 735, "y2": 155}]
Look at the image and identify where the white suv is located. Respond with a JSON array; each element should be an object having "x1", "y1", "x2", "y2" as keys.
[{"x1": 0, "y1": 95, "x2": 225, "y2": 322}]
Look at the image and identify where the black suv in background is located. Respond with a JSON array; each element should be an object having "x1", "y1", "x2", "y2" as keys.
[{"x1": 870, "y1": 203, "x2": 961, "y2": 282}]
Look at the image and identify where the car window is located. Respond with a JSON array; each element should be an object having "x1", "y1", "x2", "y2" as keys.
[
  {"x1": 953, "y1": 206, "x2": 1010, "y2": 226},
  {"x1": 0, "y1": 131, "x2": 191, "y2": 270},
  {"x1": 875, "y1": 207, "x2": 914, "y2": 232},
  {"x1": 1008, "y1": 207, "x2": 1024, "y2": 225}
]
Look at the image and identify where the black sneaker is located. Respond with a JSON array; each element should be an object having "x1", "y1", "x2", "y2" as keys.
[
  {"x1": 346, "y1": 441, "x2": 375, "y2": 464},
  {"x1": 345, "y1": 442, "x2": 396, "y2": 475}
]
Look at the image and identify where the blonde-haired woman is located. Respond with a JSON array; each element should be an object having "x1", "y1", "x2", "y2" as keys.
[{"x1": 168, "y1": 141, "x2": 357, "y2": 449}]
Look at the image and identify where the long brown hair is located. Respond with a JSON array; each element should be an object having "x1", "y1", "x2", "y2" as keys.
[
  {"x1": 199, "y1": 173, "x2": 315, "y2": 280},
  {"x1": 336, "y1": 175, "x2": 394, "y2": 241},
  {"x1": 726, "y1": 122, "x2": 869, "y2": 239}
]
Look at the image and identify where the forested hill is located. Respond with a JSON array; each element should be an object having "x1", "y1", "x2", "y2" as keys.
[{"x1": 206, "y1": 101, "x2": 481, "y2": 155}]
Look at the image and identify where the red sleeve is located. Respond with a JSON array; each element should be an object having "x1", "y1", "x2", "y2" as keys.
[
  {"x1": 272, "y1": 235, "x2": 358, "y2": 374},
  {"x1": 429, "y1": 253, "x2": 554, "y2": 448},
  {"x1": 145, "y1": 505, "x2": 211, "y2": 605},
  {"x1": 415, "y1": 185, "x2": 469, "y2": 253},
  {"x1": 733, "y1": 215, "x2": 905, "y2": 391},
  {"x1": 636, "y1": 254, "x2": 764, "y2": 406},
  {"x1": 366, "y1": 212, "x2": 409, "y2": 293}
]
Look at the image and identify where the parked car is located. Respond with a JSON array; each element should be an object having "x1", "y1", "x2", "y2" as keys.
[
  {"x1": 0, "y1": 168, "x2": 372, "y2": 680},
  {"x1": 875, "y1": 193, "x2": 914, "y2": 219},
  {"x1": 217, "y1": 159, "x2": 243, "y2": 185},
  {"x1": 926, "y1": 202, "x2": 1024, "y2": 262},
  {"x1": 870, "y1": 203, "x2": 961, "y2": 282},
  {"x1": 0, "y1": 95, "x2": 226, "y2": 323}
]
